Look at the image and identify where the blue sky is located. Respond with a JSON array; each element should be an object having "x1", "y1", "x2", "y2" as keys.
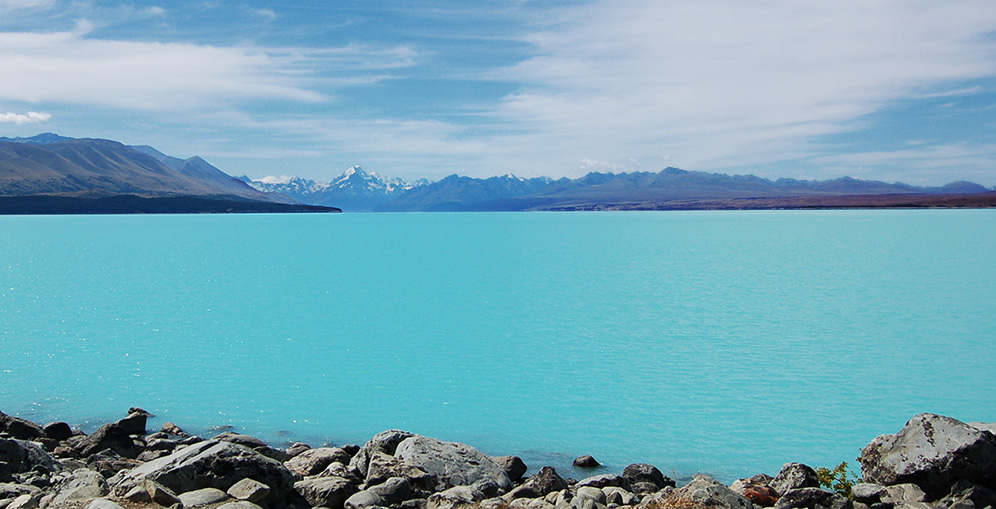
[{"x1": 0, "y1": 0, "x2": 994, "y2": 186}]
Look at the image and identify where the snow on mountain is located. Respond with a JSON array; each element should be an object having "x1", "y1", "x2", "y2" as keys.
[{"x1": 243, "y1": 166, "x2": 427, "y2": 211}]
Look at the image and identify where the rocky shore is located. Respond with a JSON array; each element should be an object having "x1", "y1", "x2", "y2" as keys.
[{"x1": 1, "y1": 410, "x2": 994, "y2": 509}]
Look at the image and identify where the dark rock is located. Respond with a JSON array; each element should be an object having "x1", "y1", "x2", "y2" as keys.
[
  {"x1": 0, "y1": 482, "x2": 41, "y2": 500},
  {"x1": 115, "y1": 412, "x2": 147, "y2": 436},
  {"x1": 86, "y1": 449, "x2": 141, "y2": 476},
  {"x1": 349, "y1": 430, "x2": 416, "y2": 479},
  {"x1": 160, "y1": 422, "x2": 187, "y2": 436},
  {"x1": 394, "y1": 435, "x2": 512, "y2": 492},
  {"x1": 604, "y1": 486, "x2": 638, "y2": 506},
  {"x1": 0, "y1": 414, "x2": 44, "y2": 441},
  {"x1": 775, "y1": 487, "x2": 852, "y2": 509},
  {"x1": 630, "y1": 481, "x2": 662, "y2": 494},
  {"x1": 135, "y1": 450, "x2": 171, "y2": 462},
  {"x1": 214, "y1": 431, "x2": 290, "y2": 462},
  {"x1": 506, "y1": 466, "x2": 567, "y2": 500},
  {"x1": 127, "y1": 408, "x2": 151, "y2": 417},
  {"x1": 670, "y1": 474, "x2": 754, "y2": 509},
  {"x1": 294, "y1": 476, "x2": 359, "y2": 509},
  {"x1": 285, "y1": 447, "x2": 353, "y2": 477},
  {"x1": 345, "y1": 476, "x2": 412, "y2": 509},
  {"x1": 78, "y1": 423, "x2": 141, "y2": 459},
  {"x1": 342, "y1": 444, "x2": 361, "y2": 456},
  {"x1": 573, "y1": 455, "x2": 600, "y2": 468},
  {"x1": 493, "y1": 455, "x2": 528, "y2": 483},
  {"x1": 577, "y1": 474, "x2": 630, "y2": 490},
  {"x1": 770, "y1": 463, "x2": 820, "y2": 496},
  {"x1": 0, "y1": 462, "x2": 11, "y2": 483},
  {"x1": 41, "y1": 422, "x2": 73, "y2": 442},
  {"x1": 0, "y1": 439, "x2": 63, "y2": 474},
  {"x1": 286, "y1": 442, "x2": 311, "y2": 458},
  {"x1": 944, "y1": 480, "x2": 996, "y2": 509},
  {"x1": 622, "y1": 463, "x2": 674, "y2": 490},
  {"x1": 112, "y1": 440, "x2": 296, "y2": 503},
  {"x1": 860, "y1": 413, "x2": 996, "y2": 500}
]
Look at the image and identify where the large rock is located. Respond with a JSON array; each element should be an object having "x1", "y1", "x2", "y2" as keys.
[
  {"x1": 349, "y1": 430, "x2": 415, "y2": 478},
  {"x1": 506, "y1": 467, "x2": 567, "y2": 500},
  {"x1": 213, "y1": 432, "x2": 290, "y2": 462},
  {"x1": 775, "y1": 487, "x2": 852, "y2": 509},
  {"x1": 178, "y1": 487, "x2": 230, "y2": 507},
  {"x1": 0, "y1": 439, "x2": 63, "y2": 474},
  {"x1": 112, "y1": 439, "x2": 295, "y2": 503},
  {"x1": 0, "y1": 413, "x2": 44, "y2": 441},
  {"x1": 366, "y1": 451, "x2": 435, "y2": 488},
  {"x1": 42, "y1": 422, "x2": 74, "y2": 442},
  {"x1": 394, "y1": 435, "x2": 512, "y2": 492},
  {"x1": 345, "y1": 476, "x2": 412, "y2": 509},
  {"x1": 294, "y1": 476, "x2": 359, "y2": 509},
  {"x1": 285, "y1": 447, "x2": 353, "y2": 477},
  {"x1": 114, "y1": 411, "x2": 149, "y2": 436},
  {"x1": 493, "y1": 456, "x2": 528, "y2": 483},
  {"x1": 78, "y1": 423, "x2": 141, "y2": 459},
  {"x1": 576, "y1": 474, "x2": 630, "y2": 490},
  {"x1": 860, "y1": 413, "x2": 996, "y2": 499},
  {"x1": 623, "y1": 463, "x2": 674, "y2": 491},
  {"x1": 769, "y1": 463, "x2": 820, "y2": 496},
  {"x1": 669, "y1": 474, "x2": 754, "y2": 509},
  {"x1": 51, "y1": 468, "x2": 109, "y2": 505}
]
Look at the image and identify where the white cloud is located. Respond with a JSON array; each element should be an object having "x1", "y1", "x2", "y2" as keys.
[
  {"x1": 0, "y1": 109, "x2": 51, "y2": 124},
  {"x1": 0, "y1": 26, "x2": 415, "y2": 112},
  {"x1": 0, "y1": 0, "x2": 55, "y2": 12},
  {"x1": 489, "y1": 0, "x2": 996, "y2": 176}
]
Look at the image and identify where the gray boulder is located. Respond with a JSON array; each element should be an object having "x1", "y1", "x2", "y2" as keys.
[
  {"x1": 112, "y1": 439, "x2": 295, "y2": 503},
  {"x1": 860, "y1": 413, "x2": 996, "y2": 499},
  {"x1": 770, "y1": 463, "x2": 820, "y2": 496},
  {"x1": 573, "y1": 456, "x2": 600, "y2": 468},
  {"x1": 0, "y1": 439, "x2": 63, "y2": 474},
  {"x1": 394, "y1": 435, "x2": 512, "y2": 492},
  {"x1": 286, "y1": 447, "x2": 353, "y2": 477},
  {"x1": 213, "y1": 432, "x2": 290, "y2": 462},
  {"x1": 345, "y1": 476, "x2": 412, "y2": 509},
  {"x1": 622, "y1": 463, "x2": 674, "y2": 491},
  {"x1": 228, "y1": 478, "x2": 270, "y2": 503},
  {"x1": 366, "y1": 451, "x2": 434, "y2": 488},
  {"x1": 671, "y1": 474, "x2": 754, "y2": 509},
  {"x1": 350, "y1": 430, "x2": 415, "y2": 478},
  {"x1": 85, "y1": 499, "x2": 124, "y2": 509},
  {"x1": 51, "y1": 468, "x2": 108, "y2": 505},
  {"x1": 115, "y1": 411, "x2": 149, "y2": 436},
  {"x1": 179, "y1": 487, "x2": 230, "y2": 507},
  {"x1": 850, "y1": 483, "x2": 886, "y2": 505},
  {"x1": 294, "y1": 476, "x2": 359, "y2": 509},
  {"x1": 506, "y1": 466, "x2": 567, "y2": 500},
  {"x1": 775, "y1": 487, "x2": 852, "y2": 509}
]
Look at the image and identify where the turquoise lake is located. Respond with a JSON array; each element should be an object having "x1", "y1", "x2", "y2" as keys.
[{"x1": 2, "y1": 210, "x2": 994, "y2": 482}]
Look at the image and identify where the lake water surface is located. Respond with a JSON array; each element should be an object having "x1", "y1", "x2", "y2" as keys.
[{"x1": 2, "y1": 210, "x2": 994, "y2": 481}]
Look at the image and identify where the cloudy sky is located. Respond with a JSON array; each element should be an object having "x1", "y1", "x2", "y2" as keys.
[{"x1": 1, "y1": 0, "x2": 994, "y2": 185}]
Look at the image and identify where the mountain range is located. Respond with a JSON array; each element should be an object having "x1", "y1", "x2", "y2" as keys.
[
  {"x1": 238, "y1": 167, "x2": 429, "y2": 212},
  {"x1": 2, "y1": 133, "x2": 993, "y2": 213},
  {"x1": 0, "y1": 134, "x2": 337, "y2": 213},
  {"x1": 247, "y1": 167, "x2": 993, "y2": 212}
]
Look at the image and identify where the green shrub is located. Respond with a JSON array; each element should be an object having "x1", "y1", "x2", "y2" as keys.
[{"x1": 815, "y1": 461, "x2": 861, "y2": 499}]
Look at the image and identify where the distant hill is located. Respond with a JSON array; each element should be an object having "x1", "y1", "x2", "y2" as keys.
[
  {"x1": 241, "y1": 166, "x2": 428, "y2": 211},
  {"x1": 0, "y1": 134, "x2": 338, "y2": 213},
  {"x1": 373, "y1": 167, "x2": 992, "y2": 211}
]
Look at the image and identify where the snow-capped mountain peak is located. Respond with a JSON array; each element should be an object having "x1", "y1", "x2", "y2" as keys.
[{"x1": 244, "y1": 166, "x2": 428, "y2": 211}]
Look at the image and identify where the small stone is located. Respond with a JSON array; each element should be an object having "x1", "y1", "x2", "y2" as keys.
[
  {"x1": 228, "y1": 478, "x2": 270, "y2": 503},
  {"x1": 494, "y1": 455, "x2": 528, "y2": 482},
  {"x1": 573, "y1": 456, "x2": 600, "y2": 468},
  {"x1": 286, "y1": 442, "x2": 312, "y2": 458},
  {"x1": 122, "y1": 485, "x2": 151, "y2": 503},
  {"x1": 179, "y1": 487, "x2": 230, "y2": 507},
  {"x1": 144, "y1": 479, "x2": 181, "y2": 507},
  {"x1": 160, "y1": 422, "x2": 186, "y2": 436},
  {"x1": 85, "y1": 500, "x2": 125, "y2": 509},
  {"x1": 770, "y1": 463, "x2": 819, "y2": 496}
]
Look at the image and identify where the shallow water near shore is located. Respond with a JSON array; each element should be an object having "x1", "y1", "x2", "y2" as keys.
[{"x1": 2, "y1": 210, "x2": 995, "y2": 482}]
